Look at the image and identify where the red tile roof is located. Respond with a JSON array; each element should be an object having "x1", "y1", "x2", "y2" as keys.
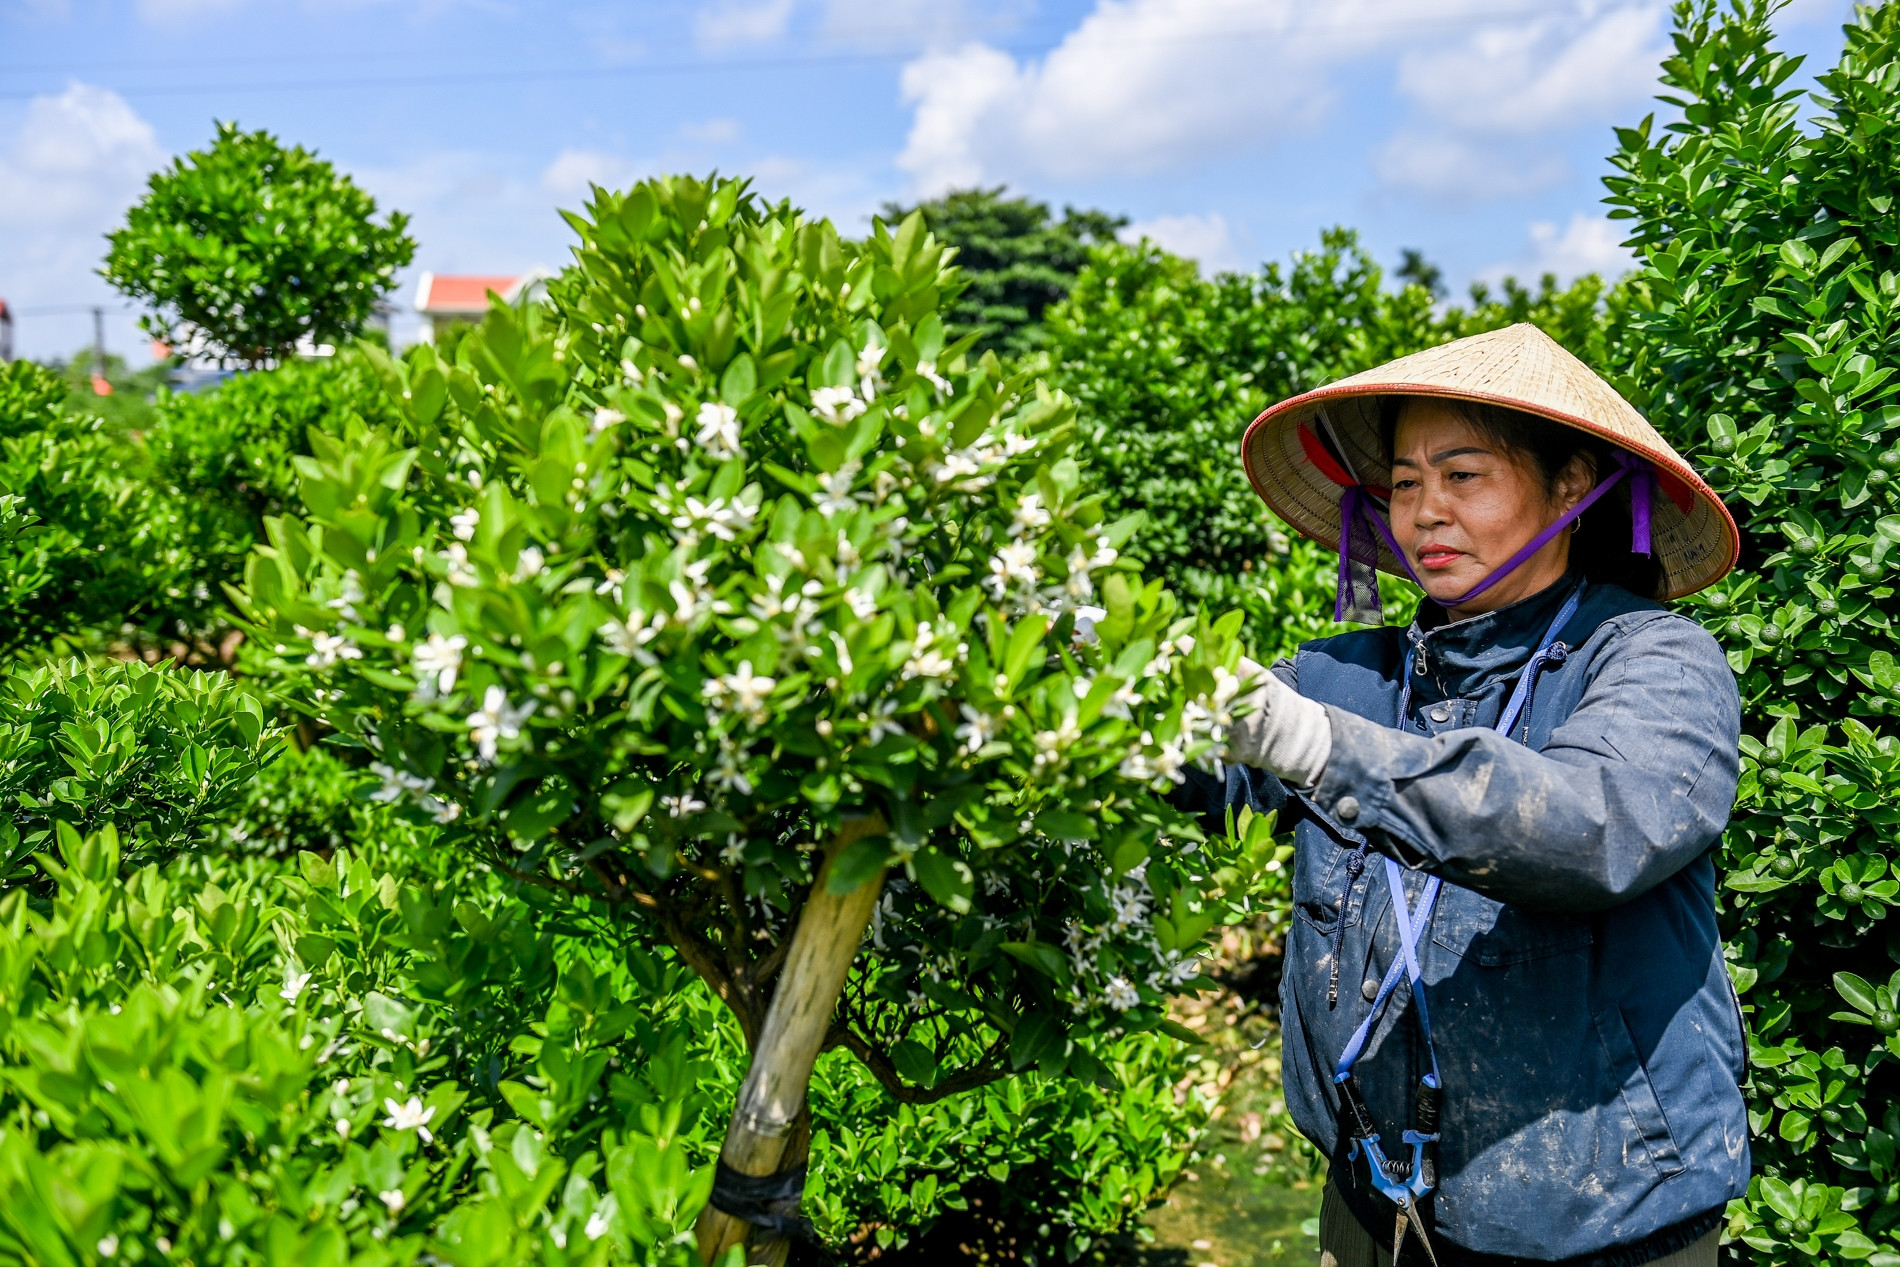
[{"x1": 416, "y1": 274, "x2": 521, "y2": 314}]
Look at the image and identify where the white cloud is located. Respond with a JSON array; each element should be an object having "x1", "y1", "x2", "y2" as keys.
[
  {"x1": 681, "y1": 118, "x2": 741, "y2": 144},
  {"x1": 1394, "y1": 5, "x2": 1666, "y2": 136},
  {"x1": 819, "y1": 0, "x2": 971, "y2": 50},
  {"x1": 695, "y1": 0, "x2": 796, "y2": 47},
  {"x1": 0, "y1": 83, "x2": 166, "y2": 361},
  {"x1": 1481, "y1": 213, "x2": 1634, "y2": 286},
  {"x1": 895, "y1": 0, "x2": 1671, "y2": 199},
  {"x1": 1120, "y1": 212, "x2": 1245, "y2": 274},
  {"x1": 1371, "y1": 130, "x2": 1567, "y2": 203},
  {"x1": 540, "y1": 149, "x2": 643, "y2": 197}
]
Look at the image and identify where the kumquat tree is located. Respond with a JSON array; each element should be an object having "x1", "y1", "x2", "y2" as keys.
[{"x1": 232, "y1": 175, "x2": 1276, "y2": 1263}]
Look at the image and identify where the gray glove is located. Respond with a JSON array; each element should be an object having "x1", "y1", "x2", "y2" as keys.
[{"x1": 1226, "y1": 657, "x2": 1332, "y2": 789}]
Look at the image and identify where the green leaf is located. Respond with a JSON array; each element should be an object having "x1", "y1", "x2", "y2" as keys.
[
  {"x1": 911, "y1": 847, "x2": 974, "y2": 914},
  {"x1": 826, "y1": 834, "x2": 894, "y2": 895},
  {"x1": 1835, "y1": 972, "x2": 1879, "y2": 1015}
]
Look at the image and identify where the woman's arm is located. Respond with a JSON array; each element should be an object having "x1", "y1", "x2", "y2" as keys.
[{"x1": 1309, "y1": 614, "x2": 1739, "y2": 911}]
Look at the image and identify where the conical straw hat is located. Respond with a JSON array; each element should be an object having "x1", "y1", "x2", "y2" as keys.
[{"x1": 1239, "y1": 323, "x2": 1739, "y2": 600}]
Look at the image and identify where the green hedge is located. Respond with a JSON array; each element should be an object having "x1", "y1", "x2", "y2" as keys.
[{"x1": 1605, "y1": 2, "x2": 1900, "y2": 1258}]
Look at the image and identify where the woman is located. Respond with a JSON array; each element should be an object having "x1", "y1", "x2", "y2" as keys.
[{"x1": 1181, "y1": 325, "x2": 1748, "y2": 1266}]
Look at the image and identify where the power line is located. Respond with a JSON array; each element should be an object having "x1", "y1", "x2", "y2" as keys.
[{"x1": 0, "y1": 5, "x2": 1574, "y2": 102}]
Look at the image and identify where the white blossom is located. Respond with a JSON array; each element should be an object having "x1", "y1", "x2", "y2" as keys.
[
  {"x1": 325, "y1": 570, "x2": 366, "y2": 621},
  {"x1": 306, "y1": 632, "x2": 363, "y2": 669},
  {"x1": 591, "y1": 407, "x2": 625, "y2": 433},
  {"x1": 857, "y1": 338, "x2": 886, "y2": 395},
  {"x1": 669, "y1": 558, "x2": 731, "y2": 623},
  {"x1": 466, "y1": 686, "x2": 535, "y2": 762},
  {"x1": 662, "y1": 793, "x2": 708, "y2": 818},
  {"x1": 280, "y1": 971, "x2": 313, "y2": 1003},
  {"x1": 671, "y1": 496, "x2": 757, "y2": 543},
  {"x1": 1103, "y1": 976, "x2": 1140, "y2": 1011},
  {"x1": 595, "y1": 568, "x2": 626, "y2": 602},
  {"x1": 382, "y1": 1096, "x2": 436, "y2": 1143},
  {"x1": 815, "y1": 461, "x2": 863, "y2": 517},
  {"x1": 585, "y1": 1209, "x2": 611, "y2": 1241},
  {"x1": 450, "y1": 508, "x2": 481, "y2": 541},
  {"x1": 1109, "y1": 885, "x2": 1151, "y2": 932},
  {"x1": 513, "y1": 546, "x2": 545, "y2": 580},
  {"x1": 419, "y1": 795, "x2": 462, "y2": 824},
  {"x1": 599, "y1": 611, "x2": 664, "y2": 661},
  {"x1": 411, "y1": 633, "x2": 467, "y2": 700},
  {"x1": 1002, "y1": 430, "x2": 1039, "y2": 457},
  {"x1": 845, "y1": 586, "x2": 879, "y2": 621},
  {"x1": 444, "y1": 543, "x2": 478, "y2": 588},
  {"x1": 915, "y1": 360, "x2": 951, "y2": 395},
  {"x1": 1011, "y1": 492, "x2": 1052, "y2": 537},
  {"x1": 695, "y1": 401, "x2": 742, "y2": 458},
  {"x1": 811, "y1": 385, "x2": 867, "y2": 424},
  {"x1": 97, "y1": 1237, "x2": 118, "y2": 1259},
  {"x1": 379, "y1": 1189, "x2": 406, "y2": 1215},
  {"x1": 703, "y1": 661, "x2": 776, "y2": 725},
  {"x1": 955, "y1": 705, "x2": 999, "y2": 756},
  {"x1": 901, "y1": 620, "x2": 958, "y2": 681},
  {"x1": 987, "y1": 541, "x2": 1039, "y2": 599},
  {"x1": 860, "y1": 698, "x2": 904, "y2": 745}
]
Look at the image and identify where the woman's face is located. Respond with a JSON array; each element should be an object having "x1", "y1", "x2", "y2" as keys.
[{"x1": 1388, "y1": 399, "x2": 1591, "y2": 618}]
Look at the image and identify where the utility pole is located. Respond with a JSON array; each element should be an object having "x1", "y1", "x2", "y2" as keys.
[{"x1": 91, "y1": 306, "x2": 112, "y2": 396}]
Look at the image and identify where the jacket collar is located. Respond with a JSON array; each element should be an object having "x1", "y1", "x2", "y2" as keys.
[{"x1": 1405, "y1": 573, "x2": 1585, "y2": 701}]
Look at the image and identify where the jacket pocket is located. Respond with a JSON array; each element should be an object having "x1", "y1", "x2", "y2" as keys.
[
  {"x1": 1592, "y1": 1005, "x2": 1686, "y2": 1179},
  {"x1": 1291, "y1": 822, "x2": 1362, "y2": 936},
  {"x1": 1429, "y1": 885, "x2": 1592, "y2": 967}
]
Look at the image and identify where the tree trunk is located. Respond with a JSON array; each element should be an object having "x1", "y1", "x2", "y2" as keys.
[{"x1": 696, "y1": 816, "x2": 886, "y2": 1265}]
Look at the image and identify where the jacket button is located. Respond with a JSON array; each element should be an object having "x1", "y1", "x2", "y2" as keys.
[
  {"x1": 1335, "y1": 796, "x2": 1360, "y2": 821},
  {"x1": 1362, "y1": 978, "x2": 1380, "y2": 1002},
  {"x1": 1430, "y1": 706, "x2": 1451, "y2": 724}
]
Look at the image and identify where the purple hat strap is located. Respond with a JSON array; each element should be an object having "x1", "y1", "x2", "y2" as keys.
[{"x1": 1333, "y1": 449, "x2": 1655, "y2": 622}]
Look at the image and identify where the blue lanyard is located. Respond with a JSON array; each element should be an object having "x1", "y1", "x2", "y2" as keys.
[{"x1": 1333, "y1": 582, "x2": 1583, "y2": 1216}]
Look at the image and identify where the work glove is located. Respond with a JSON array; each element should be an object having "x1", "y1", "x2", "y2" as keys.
[{"x1": 1226, "y1": 657, "x2": 1332, "y2": 789}]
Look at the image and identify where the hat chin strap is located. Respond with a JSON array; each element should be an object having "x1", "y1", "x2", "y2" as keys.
[{"x1": 1334, "y1": 451, "x2": 1652, "y2": 623}]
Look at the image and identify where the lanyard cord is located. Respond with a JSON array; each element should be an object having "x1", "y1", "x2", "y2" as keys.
[{"x1": 1330, "y1": 581, "x2": 1583, "y2": 1219}]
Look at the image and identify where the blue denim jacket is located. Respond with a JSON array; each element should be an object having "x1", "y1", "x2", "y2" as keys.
[{"x1": 1178, "y1": 577, "x2": 1749, "y2": 1264}]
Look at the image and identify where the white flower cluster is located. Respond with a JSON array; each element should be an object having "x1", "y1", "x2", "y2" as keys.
[
  {"x1": 1060, "y1": 861, "x2": 1203, "y2": 1015},
  {"x1": 701, "y1": 661, "x2": 777, "y2": 727},
  {"x1": 981, "y1": 490, "x2": 1116, "y2": 620},
  {"x1": 368, "y1": 761, "x2": 462, "y2": 824}
]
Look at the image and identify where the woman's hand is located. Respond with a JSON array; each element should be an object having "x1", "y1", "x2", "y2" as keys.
[{"x1": 1227, "y1": 657, "x2": 1332, "y2": 788}]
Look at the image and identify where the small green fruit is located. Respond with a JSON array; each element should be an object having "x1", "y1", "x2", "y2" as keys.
[
  {"x1": 1725, "y1": 619, "x2": 1746, "y2": 639},
  {"x1": 1821, "y1": 1107, "x2": 1843, "y2": 1125},
  {"x1": 1792, "y1": 537, "x2": 1819, "y2": 557},
  {"x1": 1840, "y1": 882, "x2": 1864, "y2": 903},
  {"x1": 1771, "y1": 856, "x2": 1797, "y2": 878},
  {"x1": 1875, "y1": 1009, "x2": 1899, "y2": 1035},
  {"x1": 1712, "y1": 434, "x2": 1737, "y2": 455},
  {"x1": 1806, "y1": 650, "x2": 1829, "y2": 667},
  {"x1": 1796, "y1": 1218, "x2": 1813, "y2": 1235},
  {"x1": 1860, "y1": 564, "x2": 1882, "y2": 582},
  {"x1": 1817, "y1": 598, "x2": 1840, "y2": 617},
  {"x1": 1760, "y1": 624, "x2": 1783, "y2": 645},
  {"x1": 1762, "y1": 745, "x2": 1785, "y2": 765},
  {"x1": 1762, "y1": 768, "x2": 1784, "y2": 786},
  {"x1": 1882, "y1": 450, "x2": 1900, "y2": 469},
  {"x1": 1705, "y1": 591, "x2": 1731, "y2": 610},
  {"x1": 1775, "y1": 1218, "x2": 1795, "y2": 1236},
  {"x1": 1871, "y1": 469, "x2": 1892, "y2": 486},
  {"x1": 1774, "y1": 646, "x2": 1794, "y2": 665}
]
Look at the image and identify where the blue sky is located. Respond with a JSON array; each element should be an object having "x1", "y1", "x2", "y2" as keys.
[{"x1": 0, "y1": 0, "x2": 1858, "y2": 363}]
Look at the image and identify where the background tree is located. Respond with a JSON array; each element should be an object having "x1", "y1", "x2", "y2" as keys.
[
  {"x1": 883, "y1": 187, "x2": 1126, "y2": 359},
  {"x1": 1604, "y1": 1, "x2": 1900, "y2": 1257},
  {"x1": 103, "y1": 122, "x2": 414, "y2": 369}
]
